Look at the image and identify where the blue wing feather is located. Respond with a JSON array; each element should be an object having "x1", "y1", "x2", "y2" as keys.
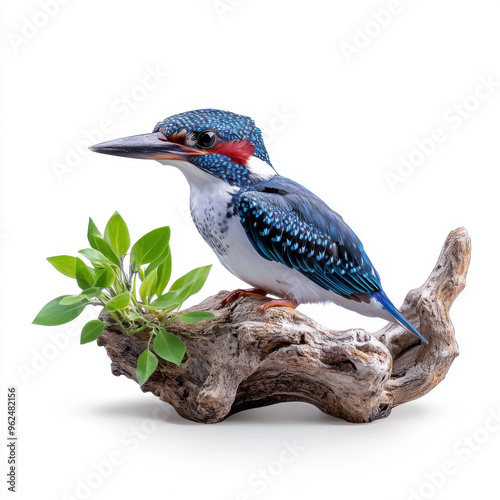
[{"x1": 237, "y1": 176, "x2": 382, "y2": 300}]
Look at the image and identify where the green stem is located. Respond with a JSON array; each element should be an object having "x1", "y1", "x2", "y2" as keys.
[
  {"x1": 108, "y1": 310, "x2": 122, "y2": 324},
  {"x1": 140, "y1": 303, "x2": 161, "y2": 313},
  {"x1": 146, "y1": 329, "x2": 155, "y2": 348},
  {"x1": 129, "y1": 324, "x2": 150, "y2": 335},
  {"x1": 96, "y1": 296, "x2": 123, "y2": 325}
]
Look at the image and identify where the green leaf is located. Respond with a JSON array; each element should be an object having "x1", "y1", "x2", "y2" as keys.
[
  {"x1": 152, "y1": 330, "x2": 185, "y2": 365},
  {"x1": 89, "y1": 236, "x2": 120, "y2": 266},
  {"x1": 78, "y1": 248, "x2": 115, "y2": 266},
  {"x1": 104, "y1": 291, "x2": 130, "y2": 312},
  {"x1": 75, "y1": 257, "x2": 95, "y2": 290},
  {"x1": 175, "y1": 311, "x2": 214, "y2": 324},
  {"x1": 152, "y1": 265, "x2": 210, "y2": 311},
  {"x1": 139, "y1": 268, "x2": 158, "y2": 305},
  {"x1": 94, "y1": 266, "x2": 115, "y2": 288},
  {"x1": 168, "y1": 265, "x2": 212, "y2": 305},
  {"x1": 136, "y1": 348, "x2": 158, "y2": 385},
  {"x1": 104, "y1": 212, "x2": 130, "y2": 258},
  {"x1": 80, "y1": 287, "x2": 103, "y2": 298},
  {"x1": 150, "y1": 291, "x2": 180, "y2": 311},
  {"x1": 47, "y1": 256, "x2": 77, "y2": 278},
  {"x1": 87, "y1": 217, "x2": 102, "y2": 246},
  {"x1": 130, "y1": 226, "x2": 170, "y2": 272},
  {"x1": 170, "y1": 264, "x2": 211, "y2": 292},
  {"x1": 59, "y1": 287, "x2": 101, "y2": 305},
  {"x1": 155, "y1": 249, "x2": 172, "y2": 296},
  {"x1": 87, "y1": 218, "x2": 120, "y2": 265},
  {"x1": 114, "y1": 279, "x2": 125, "y2": 294},
  {"x1": 33, "y1": 296, "x2": 88, "y2": 326},
  {"x1": 145, "y1": 244, "x2": 170, "y2": 277},
  {"x1": 80, "y1": 320, "x2": 106, "y2": 344},
  {"x1": 59, "y1": 295, "x2": 88, "y2": 305}
]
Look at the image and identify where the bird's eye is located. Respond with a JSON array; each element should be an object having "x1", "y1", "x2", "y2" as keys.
[{"x1": 197, "y1": 130, "x2": 216, "y2": 149}]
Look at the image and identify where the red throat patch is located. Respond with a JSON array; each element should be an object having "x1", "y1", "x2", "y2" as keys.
[{"x1": 210, "y1": 139, "x2": 255, "y2": 165}]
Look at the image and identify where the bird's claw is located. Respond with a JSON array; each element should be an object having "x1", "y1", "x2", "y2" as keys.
[
  {"x1": 257, "y1": 299, "x2": 298, "y2": 312},
  {"x1": 218, "y1": 288, "x2": 268, "y2": 308}
]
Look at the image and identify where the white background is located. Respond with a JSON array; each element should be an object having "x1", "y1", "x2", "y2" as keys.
[{"x1": 1, "y1": 1, "x2": 498, "y2": 499}]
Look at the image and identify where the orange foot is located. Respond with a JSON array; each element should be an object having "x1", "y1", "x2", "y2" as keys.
[
  {"x1": 257, "y1": 299, "x2": 298, "y2": 313},
  {"x1": 219, "y1": 288, "x2": 268, "y2": 308}
]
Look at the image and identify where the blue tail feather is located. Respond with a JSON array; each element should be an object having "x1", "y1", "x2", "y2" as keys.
[{"x1": 371, "y1": 291, "x2": 428, "y2": 344}]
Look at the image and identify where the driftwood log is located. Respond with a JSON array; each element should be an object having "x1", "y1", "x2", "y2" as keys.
[{"x1": 97, "y1": 228, "x2": 470, "y2": 423}]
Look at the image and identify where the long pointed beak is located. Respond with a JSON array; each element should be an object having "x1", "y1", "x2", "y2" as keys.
[{"x1": 89, "y1": 132, "x2": 202, "y2": 160}]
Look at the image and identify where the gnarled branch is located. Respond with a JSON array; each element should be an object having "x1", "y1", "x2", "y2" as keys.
[{"x1": 97, "y1": 228, "x2": 470, "y2": 423}]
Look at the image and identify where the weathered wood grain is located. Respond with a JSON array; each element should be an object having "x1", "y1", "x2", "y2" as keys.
[{"x1": 97, "y1": 228, "x2": 470, "y2": 423}]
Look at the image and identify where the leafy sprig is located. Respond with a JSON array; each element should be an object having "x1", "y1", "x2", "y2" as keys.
[{"x1": 33, "y1": 212, "x2": 214, "y2": 385}]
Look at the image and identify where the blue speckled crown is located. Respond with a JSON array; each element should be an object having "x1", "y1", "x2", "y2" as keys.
[{"x1": 153, "y1": 109, "x2": 272, "y2": 166}]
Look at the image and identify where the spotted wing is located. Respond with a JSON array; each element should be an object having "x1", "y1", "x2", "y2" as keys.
[{"x1": 237, "y1": 176, "x2": 382, "y2": 300}]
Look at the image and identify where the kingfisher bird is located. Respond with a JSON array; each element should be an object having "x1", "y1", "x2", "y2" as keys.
[{"x1": 90, "y1": 109, "x2": 428, "y2": 344}]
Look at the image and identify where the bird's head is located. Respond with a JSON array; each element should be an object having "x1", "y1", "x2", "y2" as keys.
[{"x1": 90, "y1": 109, "x2": 276, "y2": 188}]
